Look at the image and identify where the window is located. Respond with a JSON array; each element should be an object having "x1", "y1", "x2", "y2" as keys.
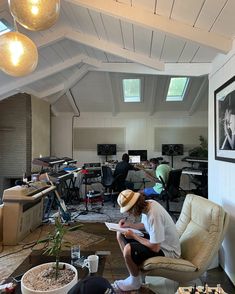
[
  {"x1": 166, "y1": 77, "x2": 189, "y2": 101},
  {"x1": 0, "y1": 19, "x2": 11, "y2": 36},
  {"x1": 122, "y1": 78, "x2": 141, "y2": 102}
]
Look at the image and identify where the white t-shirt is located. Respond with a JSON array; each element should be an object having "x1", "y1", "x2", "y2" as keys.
[{"x1": 141, "y1": 200, "x2": 181, "y2": 258}]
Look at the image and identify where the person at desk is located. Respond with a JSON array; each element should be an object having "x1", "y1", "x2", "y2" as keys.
[
  {"x1": 113, "y1": 189, "x2": 180, "y2": 291},
  {"x1": 140, "y1": 158, "x2": 171, "y2": 197},
  {"x1": 113, "y1": 153, "x2": 137, "y2": 191}
]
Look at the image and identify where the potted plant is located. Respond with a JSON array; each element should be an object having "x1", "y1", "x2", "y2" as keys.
[{"x1": 21, "y1": 217, "x2": 83, "y2": 294}]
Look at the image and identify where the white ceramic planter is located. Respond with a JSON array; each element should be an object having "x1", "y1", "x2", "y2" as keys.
[{"x1": 21, "y1": 262, "x2": 78, "y2": 294}]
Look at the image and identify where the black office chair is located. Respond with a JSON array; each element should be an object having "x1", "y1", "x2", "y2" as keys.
[
  {"x1": 101, "y1": 166, "x2": 125, "y2": 207},
  {"x1": 159, "y1": 169, "x2": 184, "y2": 214}
]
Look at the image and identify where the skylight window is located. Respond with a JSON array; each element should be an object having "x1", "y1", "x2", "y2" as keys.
[
  {"x1": 122, "y1": 78, "x2": 141, "y2": 102},
  {"x1": 166, "y1": 77, "x2": 189, "y2": 101},
  {"x1": 0, "y1": 19, "x2": 11, "y2": 36}
]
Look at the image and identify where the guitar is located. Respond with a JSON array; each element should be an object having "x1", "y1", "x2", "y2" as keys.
[
  {"x1": 40, "y1": 172, "x2": 71, "y2": 221},
  {"x1": 135, "y1": 164, "x2": 160, "y2": 183}
]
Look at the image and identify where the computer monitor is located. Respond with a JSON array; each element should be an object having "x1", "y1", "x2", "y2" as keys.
[
  {"x1": 129, "y1": 155, "x2": 141, "y2": 164},
  {"x1": 128, "y1": 150, "x2": 147, "y2": 161}
]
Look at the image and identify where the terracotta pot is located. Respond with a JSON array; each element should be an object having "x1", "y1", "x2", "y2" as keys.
[{"x1": 21, "y1": 262, "x2": 78, "y2": 294}]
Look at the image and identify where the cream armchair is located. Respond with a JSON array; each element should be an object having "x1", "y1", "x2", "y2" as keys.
[{"x1": 140, "y1": 194, "x2": 229, "y2": 283}]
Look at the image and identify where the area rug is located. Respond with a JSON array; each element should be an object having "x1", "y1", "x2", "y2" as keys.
[
  {"x1": 66, "y1": 197, "x2": 184, "y2": 224},
  {"x1": 0, "y1": 223, "x2": 105, "y2": 282}
]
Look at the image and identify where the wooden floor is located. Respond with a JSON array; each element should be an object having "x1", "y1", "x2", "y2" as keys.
[
  {"x1": 83, "y1": 222, "x2": 235, "y2": 294},
  {"x1": 1, "y1": 222, "x2": 234, "y2": 293}
]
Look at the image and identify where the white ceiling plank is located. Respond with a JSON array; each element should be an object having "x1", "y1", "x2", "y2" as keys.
[
  {"x1": 93, "y1": 62, "x2": 211, "y2": 76},
  {"x1": 65, "y1": 0, "x2": 232, "y2": 53},
  {"x1": 155, "y1": 0, "x2": 173, "y2": 17},
  {"x1": 191, "y1": 47, "x2": 218, "y2": 63},
  {"x1": 133, "y1": 24, "x2": 152, "y2": 55},
  {"x1": 194, "y1": 0, "x2": 228, "y2": 32},
  {"x1": 35, "y1": 29, "x2": 66, "y2": 48},
  {"x1": 101, "y1": 14, "x2": 124, "y2": 46},
  {"x1": 210, "y1": 0, "x2": 235, "y2": 37},
  {"x1": 92, "y1": 49, "x2": 108, "y2": 62},
  {"x1": 67, "y1": 5, "x2": 97, "y2": 36},
  {"x1": 67, "y1": 30, "x2": 164, "y2": 70},
  {"x1": 0, "y1": 54, "x2": 95, "y2": 98},
  {"x1": 88, "y1": 10, "x2": 109, "y2": 40},
  {"x1": 150, "y1": 30, "x2": 165, "y2": 59},
  {"x1": 177, "y1": 42, "x2": 200, "y2": 63},
  {"x1": 50, "y1": 41, "x2": 72, "y2": 61},
  {"x1": 62, "y1": 41, "x2": 90, "y2": 57},
  {"x1": 121, "y1": 21, "x2": 134, "y2": 51},
  {"x1": 133, "y1": 0, "x2": 156, "y2": 13},
  {"x1": 188, "y1": 77, "x2": 207, "y2": 115},
  {"x1": 171, "y1": 0, "x2": 205, "y2": 26},
  {"x1": 61, "y1": 1, "x2": 83, "y2": 30},
  {"x1": 39, "y1": 46, "x2": 63, "y2": 66},
  {"x1": 160, "y1": 35, "x2": 186, "y2": 62}
]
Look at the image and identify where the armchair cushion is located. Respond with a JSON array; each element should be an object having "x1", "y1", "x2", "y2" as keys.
[{"x1": 142, "y1": 256, "x2": 197, "y2": 272}]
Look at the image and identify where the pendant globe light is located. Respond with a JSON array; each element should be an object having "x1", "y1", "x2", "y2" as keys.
[
  {"x1": 8, "y1": 0, "x2": 60, "y2": 31},
  {"x1": 0, "y1": 31, "x2": 38, "y2": 77}
]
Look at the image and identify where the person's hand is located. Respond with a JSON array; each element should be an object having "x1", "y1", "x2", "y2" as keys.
[
  {"x1": 119, "y1": 218, "x2": 127, "y2": 228},
  {"x1": 123, "y1": 229, "x2": 135, "y2": 239}
]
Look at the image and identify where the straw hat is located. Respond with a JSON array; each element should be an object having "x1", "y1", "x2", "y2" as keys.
[{"x1": 117, "y1": 189, "x2": 140, "y2": 213}]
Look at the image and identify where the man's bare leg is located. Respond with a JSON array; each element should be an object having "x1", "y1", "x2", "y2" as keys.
[{"x1": 114, "y1": 242, "x2": 142, "y2": 291}]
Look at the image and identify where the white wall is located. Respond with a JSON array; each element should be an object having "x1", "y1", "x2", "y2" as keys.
[
  {"x1": 51, "y1": 110, "x2": 208, "y2": 168},
  {"x1": 209, "y1": 43, "x2": 235, "y2": 285}
]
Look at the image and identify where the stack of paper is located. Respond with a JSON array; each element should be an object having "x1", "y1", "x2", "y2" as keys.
[{"x1": 105, "y1": 222, "x2": 144, "y2": 236}]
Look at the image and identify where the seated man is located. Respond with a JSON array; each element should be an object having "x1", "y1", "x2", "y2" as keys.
[
  {"x1": 113, "y1": 189, "x2": 181, "y2": 291},
  {"x1": 113, "y1": 153, "x2": 137, "y2": 191},
  {"x1": 141, "y1": 158, "x2": 171, "y2": 197}
]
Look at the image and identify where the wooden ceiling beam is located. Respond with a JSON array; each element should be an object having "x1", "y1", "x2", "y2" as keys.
[
  {"x1": 67, "y1": 30, "x2": 164, "y2": 71},
  {"x1": 93, "y1": 62, "x2": 211, "y2": 76},
  {"x1": 66, "y1": 0, "x2": 232, "y2": 53},
  {"x1": 0, "y1": 54, "x2": 96, "y2": 98}
]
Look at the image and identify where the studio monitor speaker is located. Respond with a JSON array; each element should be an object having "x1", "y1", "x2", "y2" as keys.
[
  {"x1": 162, "y1": 144, "x2": 184, "y2": 156},
  {"x1": 97, "y1": 144, "x2": 116, "y2": 155}
]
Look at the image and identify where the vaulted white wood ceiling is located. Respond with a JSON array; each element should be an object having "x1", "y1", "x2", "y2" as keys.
[{"x1": 0, "y1": 0, "x2": 234, "y2": 115}]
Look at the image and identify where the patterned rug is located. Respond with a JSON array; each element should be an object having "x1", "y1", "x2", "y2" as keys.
[
  {"x1": 0, "y1": 224, "x2": 105, "y2": 282},
  {"x1": 65, "y1": 197, "x2": 184, "y2": 224}
]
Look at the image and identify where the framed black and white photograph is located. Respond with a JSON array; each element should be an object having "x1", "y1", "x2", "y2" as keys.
[{"x1": 214, "y1": 76, "x2": 235, "y2": 162}]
